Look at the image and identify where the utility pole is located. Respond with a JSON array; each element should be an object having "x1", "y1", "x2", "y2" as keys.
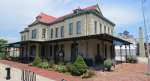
[{"x1": 141, "y1": 0, "x2": 150, "y2": 73}]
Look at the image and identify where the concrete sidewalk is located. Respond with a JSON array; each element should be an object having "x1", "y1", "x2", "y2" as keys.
[{"x1": 0, "y1": 63, "x2": 55, "y2": 81}]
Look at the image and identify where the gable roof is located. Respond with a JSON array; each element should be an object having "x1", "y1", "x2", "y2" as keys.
[
  {"x1": 29, "y1": 4, "x2": 115, "y2": 27},
  {"x1": 37, "y1": 13, "x2": 56, "y2": 24},
  {"x1": 29, "y1": 13, "x2": 56, "y2": 27}
]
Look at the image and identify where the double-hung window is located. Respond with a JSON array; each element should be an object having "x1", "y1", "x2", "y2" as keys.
[
  {"x1": 76, "y1": 21, "x2": 81, "y2": 34},
  {"x1": 94, "y1": 21, "x2": 97, "y2": 34},
  {"x1": 99, "y1": 23, "x2": 102, "y2": 33},
  {"x1": 55, "y1": 28, "x2": 58, "y2": 38},
  {"x1": 51, "y1": 29, "x2": 53, "y2": 38},
  {"x1": 108, "y1": 27, "x2": 110, "y2": 34},
  {"x1": 32, "y1": 29, "x2": 37, "y2": 39},
  {"x1": 69, "y1": 23, "x2": 73, "y2": 35},
  {"x1": 42, "y1": 28, "x2": 46, "y2": 38},
  {"x1": 104, "y1": 26, "x2": 106, "y2": 33},
  {"x1": 61, "y1": 26, "x2": 64, "y2": 37}
]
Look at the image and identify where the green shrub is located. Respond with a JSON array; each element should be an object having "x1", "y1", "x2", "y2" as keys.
[
  {"x1": 38, "y1": 60, "x2": 49, "y2": 69},
  {"x1": 54, "y1": 65, "x2": 67, "y2": 73},
  {"x1": 49, "y1": 60, "x2": 54, "y2": 68},
  {"x1": 81, "y1": 70, "x2": 95, "y2": 78},
  {"x1": 70, "y1": 55, "x2": 88, "y2": 76},
  {"x1": 66, "y1": 63, "x2": 73, "y2": 72},
  {"x1": 32, "y1": 55, "x2": 42, "y2": 67},
  {"x1": 0, "y1": 53, "x2": 6, "y2": 59},
  {"x1": 126, "y1": 56, "x2": 137, "y2": 63},
  {"x1": 104, "y1": 59, "x2": 113, "y2": 71}
]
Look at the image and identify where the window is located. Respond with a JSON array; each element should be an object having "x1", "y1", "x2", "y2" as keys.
[
  {"x1": 61, "y1": 26, "x2": 64, "y2": 37},
  {"x1": 99, "y1": 23, "x2": 102, "y2": 33},
  {"x1": 32, "y1": 29, "x2": 36, "y2": 39},
  {"x1": 42, "y1": 28, "x2": 46, "y2": 38},
  {"x1": 69, "y1": 23, "x2": 73, "y2": 35},
  {"x1": 21, "y1": 36, "x2": 24, "y2": 41},
  {"x1": 24, "y1": 35, "x2": 26, "y2": 40},
  {"x1": 76, "y1": 21, "x2": 81, "y2": 34},
  {"x1": 104, "y1": 26, "x2": 106, "y2": 33},
  {"x1": 51, "y1": 29, "x2": 53, "y2": 38},
  {"x1": 111, "y1": 28, "x2": 113, "y2": 35},
  {"x1": 108, "y1": 27, "x2": 110, "y2": 34},
  {"x1": 55, "y1": 27, "x2": 58, "y2": 38},
  {"x1": 94, "y1": 21, "x2": 97, "y2": 34}
]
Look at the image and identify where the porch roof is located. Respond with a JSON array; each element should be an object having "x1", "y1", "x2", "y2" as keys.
[
  {"x1": 45, "y1": 33, "x2": 131, "y2": 45},
  {"x1": 8, "y1": 33, "x2": 131, "y2": 47}
]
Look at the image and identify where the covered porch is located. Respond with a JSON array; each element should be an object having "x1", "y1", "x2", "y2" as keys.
[{"x1": 7, "y1": 34, "x2": 131, "y2": 65}]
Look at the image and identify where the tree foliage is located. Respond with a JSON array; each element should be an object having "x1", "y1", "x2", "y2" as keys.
[{"x1": 0, "y1": 39, "x2": 8, "y2": 59}]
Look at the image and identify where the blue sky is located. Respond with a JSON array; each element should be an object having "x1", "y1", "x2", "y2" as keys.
[{"x1": 0, "y1": 0, "x2": 149, "y2": 43}]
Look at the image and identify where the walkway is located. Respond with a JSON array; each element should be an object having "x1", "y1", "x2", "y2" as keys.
[{"x1": 0, "y1": 60, "x2": 150, "y2": 81}]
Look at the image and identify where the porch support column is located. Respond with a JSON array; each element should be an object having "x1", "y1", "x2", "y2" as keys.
[
  {"x1": 86, "y1": 40, "x2": 88, "y2": 58},
  {"x1": 77, "y1": 40, "x2": 81, "y2": 56},
  {"x1": 27, "y1": 43, "x2": 30, "y2": 63},
  {"x1": 12, "y1": 48, "x2": 15, "y2": 58},
  {"x1": 129, "y1": 44, "x2": 131, "y2": 56},
  {"x1": 120, "y1": 45, "x2": 122, "y2": 63},
  {"x1": 125, "y1": 45, "x2": 128, "y2": 63},
  {"x1": 36, "y1": 43, "x2": 40, "y2": 57},
  {"x1": 20, "y1": 46, "x2": 23, "y2": 62},
  {"x1": 102, "y1": 40, "x2": 105, "y2": 60}
]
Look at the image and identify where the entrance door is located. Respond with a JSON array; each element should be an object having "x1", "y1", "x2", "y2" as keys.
[
  {"x1": 95, "y1": 44, "x2": 101, "y2": 64},
  {"x1": 41, "y1": 45, "x2": 45, "y2": 61},
  {"x1": 30, "y1": 46, "x2": 36, "y2": 62},
  {"x1": 71, "y1": 43, "x2": 78, "y2": 63}
]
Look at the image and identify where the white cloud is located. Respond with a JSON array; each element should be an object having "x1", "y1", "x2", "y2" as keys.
[{"x1": 101, "y1": 4, "x2": 142, "y2": 26}]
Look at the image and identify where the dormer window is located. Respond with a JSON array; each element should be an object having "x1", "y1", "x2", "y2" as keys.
[{"x1": 73, "y1": 8, "x2": 83, "y2": 14}]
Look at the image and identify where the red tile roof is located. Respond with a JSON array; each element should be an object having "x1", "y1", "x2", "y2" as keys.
[
  {"x1": 36, "y1": 12, "x2": 56, "y2": 24},
  {"x1": 35, "y1": 5, "x2": 98, "y2": 24}
]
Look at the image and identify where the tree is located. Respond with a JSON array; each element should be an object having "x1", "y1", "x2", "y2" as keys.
[{"x1": 0, "y1": 39, "x2": 8, "y2": 59}]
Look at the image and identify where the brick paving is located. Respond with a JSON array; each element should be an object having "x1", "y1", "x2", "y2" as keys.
[{"x1": 0, "y1": 60, "x2": 150, "y2": 81}]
